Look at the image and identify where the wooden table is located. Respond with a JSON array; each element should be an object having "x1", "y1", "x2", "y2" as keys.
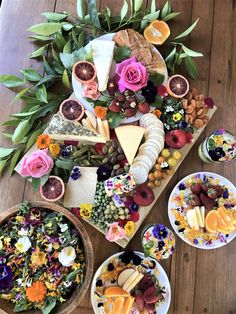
[{"x1": 0, "y1": 1, "x2": 235, "y2": 313}]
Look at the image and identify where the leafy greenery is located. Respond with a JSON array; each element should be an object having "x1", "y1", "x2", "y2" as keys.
[{"x1": 0, "y1": 0, "x2": 203, "y2": 176}]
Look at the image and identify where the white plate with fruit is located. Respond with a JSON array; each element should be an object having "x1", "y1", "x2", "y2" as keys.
[
  {"x1": 91, "y1": 251, "x2": 171, "y2": 314},
  {"x1": 168, "y1": 172, "x2": 236, "y2": 249}
]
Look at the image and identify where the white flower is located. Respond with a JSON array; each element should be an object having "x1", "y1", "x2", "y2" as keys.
[
  {"x1": 0, "y1": 239, "x2": 3, "y2": 250},
  {"x1": 166, "y1": 105, "x2": 174, "y2": 112},
  {"x1": 59, "y1": 223, "x2": 68, "y2": 232},
  {"x1": 18, "y1": 228, "x2": 28, "y2": 236},
  {"x1": 15, "y1": 236, "x2": 31, "y2": 253},
  {"x1": 16, "y1": 278, "x2": 23, "y2": 286},
  {"x1": 63, "y1": 281, "x2": 72, "y2": 288},
  {"x1": 58, "y1": 246, "x2": 76, "y2": 267}
]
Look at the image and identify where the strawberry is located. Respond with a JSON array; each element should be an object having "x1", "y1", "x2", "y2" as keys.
[
  {"x1": 109, "y1": 100, "x2": 121, "y2": 112},
  {"x1": 143, "y1": 286, "x2": 161, "y2": 304},
  {"x1": 214, "y1": 184, "x2": 224, "y2": 197},
  {"x1": 190, "y1": 183, "x2": 201, "y2": 195},
  {"x1": 138, "y1": 274, "x2": 155, "y2": 291},
  {"x1": 145, "y1": 302, "x2": 156, "y2": 313},
  {"x1": 200, "y1": 193, "x2": 216, "y2": 210},
  {"x1": 116, "y1": 93, "x2": 126, "y2": 102},
  {"x1": 124, "y1": 108, "x2": 137, "y2": 117},
  {"x1": 138, "y1": 101, "x2": 150, "y2": 114},
  {"x1": 201, "y1": 183, "x2": 208, "y2": 193},
  {"x1": 134, "y1": 293, "x2": 145, "y2": 311},
  {"x1": 130, "y1": 212, "x2": 140, "y2": 222},
  {"x1": 207, "y1": 188, "x2": 218, "y2": 200},
  {"x1": 187, "y1": 194, "x2": 201, "y2": 206}
]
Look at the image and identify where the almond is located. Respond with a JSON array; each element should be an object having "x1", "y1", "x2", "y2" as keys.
[
  {"x1": 186, "y1": 91, "x2": 193, "y2": 102},
  {"x1": 196, "y1": 101, "x2": 204, "y2": 108},
  {"x1": 202, "y1": 116, "x2": 209, "y2": 124},
  {"x1": 194, "y1": 118, "x2": 204, "y2": 129},
  {"x1": 182, "y1": 99, "x2": 188, "y2": 109},
  {"x1": 197, "y1": 108, "x2": 204, "y2": 116},
  {"x1": 186, "y1": 114, "x2": 195, "y2": 124},
  {"x1": 186, "y1": 104, "x2": 195, "y2": 114}
]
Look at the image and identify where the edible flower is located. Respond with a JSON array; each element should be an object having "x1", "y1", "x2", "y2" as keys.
[
  {"x1": 15, "y1": 236, "x2": 31, "y2": 253},
  {"x1": 25, "y1": 207, "x2": 42, "y2": 226},
  {"x1": 79, "y1": 204, "x2": 93, "y2": 219},
  {"x1": 0, "y1": 265, "x2": 13, "y2": 291},
  {"x1": 153, "y1": 224, "x2": 168, "y2": 240},
  {"x1": 94, "y1": 106, "x2": 107, "y2": 120},
  {"x1": 204, "y1": 97, "x2": 215, "y2": 108},
  {"x1": 97, "y1": 164, "x2": 112, "y2": 182},
  {"x1": 31, "y1": 248, "x2": 47, "y2": 266},
  {"x1": 26, "y1": 281, "x2": 47, "y2": 302},
  {"x1": 172, "y1": 112, "x2": 182, "y2": 122},
  {"x1": 49, "y1": 143, "x2": 61, "y2": 157},
  {"x1": 124, "y1": 221, "x2": 135, "y2": 237},
  {"x1": 70, "y1": 166, "x2": 81, "y2": 180},
  {"x1": 106, "y1": 222, "x2": 126, "y2": 242},
  {"x1": 58, "y1": 246, "x2": 76, "y2": 267},
  {"x1": 36, "y1": 134, "x2": 52, "y2": 149},
  {"x1": 83, "y1": 81, "x2": 100, "y2": 100},
  {"x1": 152, "y1": 108, "x2": 162, "y2": 118}
]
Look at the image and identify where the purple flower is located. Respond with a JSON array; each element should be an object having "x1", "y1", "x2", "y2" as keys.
[
  {"x1": 61, "y1": 145, "x2": 72, "y2": 157},
  {"x1": 97, "y1": 164, "x2": 112, "y2": 182},
  {"x1": 223, "y1": 189, "x2": 229, "y2": 199},
  {"x1": 129, "y1": 203, "x2": 139, "y2": 212},
  {"x1": 25, "y1": 207, "x2": 42, "y2": 226},
  {"x1": 51, "y1": 267, "x2": 61, "y2": 278},
  {"x1": 158, "y1": 241, "x2": 165, "y2": 250},
  {"x1": 70, "y1": 166, "x2": 81, "y2": 180},
  {"x1": 209, "y1": 147, "x2": 225, "y2": 161},
  {"x1": 178, "y1": 183, "x2": 186, "y2": 190},
  {"x1": 153, "y1": 224, "x2": 168, "y2": 240},
  {"x1": 193, "y1": 239, "x2": 199, "y2": 245},
  {"x1": 179, "y1": 121, "x2": 189, "y2": 130},
  {"x1": 0, "y1": 265, "x2": 13, "y2": 291}
]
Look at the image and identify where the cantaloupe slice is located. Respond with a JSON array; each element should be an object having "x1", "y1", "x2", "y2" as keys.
[{"x1": 104, "y1": 286, "x2": 129, "y2": 297}]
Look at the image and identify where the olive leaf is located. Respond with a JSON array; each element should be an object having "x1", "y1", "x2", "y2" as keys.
[
  {"x1": 0, "y1": 148, "x2": 15, "y2": 159},
  {"x1": 12, "y1": 119, "x2": 31, "y2": 144},
  {"x1": 63, "y1": 40, "x2": 72, "y2": 53},
  {"x1": 141, "y1": 11, "x2": 160, "y2": 29},
  {"x1": 0, "y1": 75, "x2": 24, "y2": 88},
  {"x1": 151, "y1": 0, "x2": 156, "y2": 13},
  {"x1": 163, "y1": 12, "x2": 181, "y2": 22},
  {"x1": 25, "y1": 127, "x2": 45, "y2": 152},
  {"x1": 62, "y1": 23, "x2": 73, "y2": 31},
  {"x1": 62, "y1": 69, "x2": 71, "y2": 89},
  {"x1": 173, "y1": 18, "x2": 199, "y2": 40},
  {"x1": 29, "y1": 35, "x2": 52, "y2": 41},
  {"x1": 30, "y1": 45, "x2": 47, "y2": 58},
  {"x1": 10, "y1": 108, "x2": 39, "y2": 118},
  {"x1": 55, "y1": 32, "x2": 66, "y2": 50},
  {"x1": 2, "y1": 120, "x2": 19, "y2": 126},
  {"x1": 181, "y1": 44, "x2": 203, "y2": 57},
  {"x1": 36, "y1": 84, "x2": 48, "y2": 103},
  {"x1": 120, "y1": 0, "x2": 129, "y2": 24},
  {"x1": 114, "y1": 46, "x2": 131, "y2": 63},
  {"x1": 161, "y1": 1, "x2": 171, "y2": 19},
  {"x1": 77, "y1": 0, "x2": 86, "y2": 19},
  {"x1": 11, "y1": 87, "x2": 31, "y2": 103},
  {"x1": 134, "y1": 0, "x2": 143, "y2": 12},
  {"x1": 165, "y1": 46, "x2": 177, "y2": 62},
  {"x1": 185, "y1": 55, "x2": 197, "y2": 79},
  {"x1": 9, "y1": 149, "x2": 22, "y2": 176},
  {"x1": 28, "y1": 23, "x2": 62, "y2": 36},
  {"x1": 88, "y1": 0, "x2": 101, "y2": 29},
  {"x1": 103, "y1": 7, "x2": 111, "y2": 30},
  {"x1": 43, "y1": 57, "x2": 57, "y2": 75},
  {"x1": 0, "y1": 159, "x2": 8, "y2": 175},
  {"x1": 41, "y1": 12, "x2": 68, "y2": 21},
  {"x1": 20, "y1": 69, "x2": 42, "y2": 82}
]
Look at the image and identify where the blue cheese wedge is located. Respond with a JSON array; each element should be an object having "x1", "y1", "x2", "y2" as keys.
[
  {"x1": 91, "y1": 40, "x2": 115, "y2": 91},
  {"x1": 48, "y1": 113, "x2": 106, "y2": 143}
]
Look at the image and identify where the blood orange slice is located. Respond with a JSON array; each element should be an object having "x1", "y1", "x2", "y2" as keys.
[
  {"x1": 166, "y1": 74, "x2": 189, "y2": 98},
  {"x1": 59, "y1": 99, "x2": 84, "y2": 121},
  {"x1": 73, "y1": 61, "x2": 96, "y2": 84},
  {"x1": 40, "y1": 176, "x2": 65, "y2": 202}
]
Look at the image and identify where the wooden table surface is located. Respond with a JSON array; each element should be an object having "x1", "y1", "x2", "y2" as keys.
[{"x1": 0, "y1": 1, "x2": 236, "y2": 313}]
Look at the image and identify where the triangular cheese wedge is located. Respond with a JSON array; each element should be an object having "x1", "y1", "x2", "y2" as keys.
[
  {"x1": 48, "y1": 113, "x2": 106, "y2": 143},
  {"x1": 92, "y1": 40, "x2": 115, "y2": 91},
  {"x1": 115, "y1": 126, "x2": 145, "y2": 165},
  {"x1": 186, "y1": 209, "x2": 199, "y2": 230}
]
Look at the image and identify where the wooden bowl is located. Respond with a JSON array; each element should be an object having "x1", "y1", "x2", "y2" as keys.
[{"x1": 0, "y1": 201, "x2": 94, "y2": 314}]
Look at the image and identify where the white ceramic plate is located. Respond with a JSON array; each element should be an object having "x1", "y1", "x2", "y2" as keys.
[
  {"x1": 72, "y1": 33, "x2": 168, "y2": 124},
  {"x1": 90, "y1": 251, "x2": 171, "y2": 314},
  {"x1": 168, "y1": 172, "x2": 236, "y2": 249}
]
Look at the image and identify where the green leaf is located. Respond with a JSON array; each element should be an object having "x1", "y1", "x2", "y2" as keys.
[
  {"x1": 107, "y1": 112, "x2": 124, "y2": 128},
  {"x1": 152, "y1": 95, "x2": 163, "y2": 107},
  {"x1": 41, "y1": 12, "x2": 68, "y2": 21},
  {"x1": 0, "y1": 75, "x2": 24, "y2": 88},
  {"x1": 77, "y1": 0, "x2": 86, "y2": 18},
  {"x1": 59, "y1": 53, "x2": 75, "y2": 69},
  {"x1": 72, "y1": 29, "x2": 79, "y2": 47},
  {"x1": 120, "y1": 0, "x2": 129, "y2": 24},
  {"x1": 114, "y1": 46, "x2": 131, "y2": 63},
  {"x1": 151, "y1": 0, "x2": 156, "y2": 13},
  {"x1": 149, "y1": 73, "x2": 165, "y2": 86},
  {"x1": 78, "y1": 30, "x2": 85, "y2": 48},
  {"x1": 36, "y1": 84, "x2": 48, "y2": 103},
  {"x1": 2, "y1": 120, "x2": 19, "y2": 126},
  {"x1": 32, "y1": 178, "x2": 41, "y2": 191},
  {"x1": 28, "y1": 23, "x2": 62, "y2": 35},
  {"x1": 62, "y1": 23, "x2": 73, "y2": 31},
  {"x1": 161, "y1": 1, "x2": 170, "y2": 19},
  {"x1": 36, "y1": 74, "x2": 61, "y2": 86},
  {"x1": 0, "y1": 147, "x2": 15, "y2": 159},
  {"x1": 88, "y1": 0, "x2": 101, "y2": 29},
  {"x1": 208, "y1": 138, "x2": 216, "y2": 150},
  {"x1": 20, "y1": 69, "x2": 42, "y2": 82},
  {"x1": 52, "y1": 46, "x2": 61, "y2": 62},
  {"x1": 163, "y1": 12, "x2": 181, "y2": 21},
  {"x1": 29, "y1": 35, "x2": 52, "y2": 41},
  {"x1": 11, "y1": 108, "x2": 39, "y2": 118},
  {"x1": 103, "y1": 7, "x2": 111, "y2": 30},
  {"x1": 141, "y1": 11, "x2": 160, "y2": 29},
  {"x1": 9, "y1": 149, "x2": 22, "y2": 176},
  {"x1": 66, "y1": 269, "x2": 82, "y2": 281},
  {"x1": 63, "y1": 41, "x2": 72, "y2": 53},
  {"x1": 30, "y1": 45, "x2": 47, "y2": 58},
  {"x1": 134, "y1": 0, "x2": 143, "y2": 12},
  {"x1": 55, "y1": 32, "x2": 66, "y2": 50},
  {"x1": 42, "y1": 300, "x2": 57, "y2": 314},
  {"x1": 165, "y1": 46, "x2": 177, "y2": 62},
  {"x1": 181, "y1": 44, "x2": 203, "y2": 57},
  {"x1": 1, "y1": 132, "x2": 13, "y2": 139},
  {"x1": 40, "y1": 173, "x2": 50, "y2": 186},
  {"x1": 174, "y1": 18, "x2": 199, "y2": 40},
  {"x1": 0, "y1": 159, "x2": 8, "y2": 175},
  {"x1": 11, "y1": 87, "x2": 31, "y2": 103},
  {"x1": 43, "y1": 57, "x2": 56, "y2": 75},
  {"x1": 25, "y1": 126, "x2": 46, "y2": 151},
  {"x1": 62, "y1": 69, "x2": 71, "y2": 89},
  {"x1": 185, "y1": 55, "x2": 197, "y2": 79},
  {"x1": 55, "y1": 159, "x2": 74, "y2": 171},
  {"x1": 12, "y1": 119, "x2": 31, "y2": 144}
]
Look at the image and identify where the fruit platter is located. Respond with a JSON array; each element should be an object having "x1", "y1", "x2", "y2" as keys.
[
  {"x1": 168, "y1": 172, "x2": 236, "y2": 249},
  {"x1": 14, "y1": 28, "x2": 217, "y2": 248},
  {"x1": 0, "y1": 201, "x2": 93, "y2": 314},
  {"x1": 91, "y1": 251, "x2": 171, "y2": 314}
]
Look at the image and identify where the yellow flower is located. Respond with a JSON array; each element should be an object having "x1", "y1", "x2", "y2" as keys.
[
  {"x1": 45, "y1": 282, "x2": 57, "y2": 291},
  {"x1": 215, "y1": 136, "x2": 223, "y2": 146},
  {"x1": 172, "y1": 112, "x2": 182, "y2": 122},
  {"x1": 80, "y1": 204, "x2": 93, "y2": 219},
  {"x1": 125, "y1": 221, "x2": 135, "y2": 237},
  {"x1": 15, "y1": 216, "x2": 24, "y2": 223},
  {"x1": 31, "y1": 248, "x2": 47, "y2": 266},
  {"x1": 52, "y1": 242, "x2": 60, "y2": 250},
  {"x1": 49, "y1": 143, "x2": 61, "y2": 157},
  {"x1": 72, "y1": 263, "x2": 81, "y2": 270}
]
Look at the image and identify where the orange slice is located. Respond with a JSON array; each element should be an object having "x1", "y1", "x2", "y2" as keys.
[
  {"x1": 232, "y1": 211, "x2": 236, "y2": 225},
  {"x1": 144, "y1": 20, "x2": 170, "y2": 45},
  {"x1": 217, "y1": 206, "x2": 235, "y2": 232},
  {"x1": 122, "y1": 296, "x2": 134, "y2": 314},
  {"x1": 104, "y1": 286, "x2": 129, "y2": 298},
  {"x1": 112, "y1": 297, "x2": 125, "y2": 314},
  {"x1": 205, "y1": 210, "x2": 219, "y2": 233}
]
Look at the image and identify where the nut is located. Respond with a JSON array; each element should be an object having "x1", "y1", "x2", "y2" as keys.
[
  {"x1": 194, "y1": 118, "x2": 204, "y2": 129},
  {"x1": 186, "y1": 91, "x2": 193, "y2": 102},
  {"x1": 186, "y1": 104, "x2": 195, "y2": 114},
  {"x1": 185, "y1": 114, "x2": 195, "y2": 124},
  {"x1": 182, "y1": 99, "x2": 188, "y2": 109},
  {"x1": 197, "y1": 108, "x2": 204, "y2": 116},
  {"x1": 196, "y1": 100, "x2": 204, "y2": 108},
  {"x1": 202, "y1": 115, "x2": 209, "y2": 124}
]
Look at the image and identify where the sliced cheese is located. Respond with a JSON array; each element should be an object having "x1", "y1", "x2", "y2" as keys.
[
  {"x1": 102, "y1": 119, "x2": 110, "y2": 141},
  {"x1": 126, "y1": 273, "x2": 144, "y2": 293},
  {"x1": 115, "y1": 126, "x2": 145, "y2": 165},
  {"x1": 85, "y1": 110, "x2": 97, "y2": 129},
  {"x1": 200, "y1": 206, "x2": 205, "y2": 227},
  {"x1": 186, "y1": 209, "x2": 199, "y2": 230},
  {"x1": 122, "y1": 270, "x2": 139, "y2": 292},
  {"x1": 63, "y1": 167, "x2": 98, "y2": 207},
  {"x1": 48, "y1": 113, "x2": 106, "y2": 143},
  {"x1": 92, "y1": 40, "x2": 115, "y2": 91},
  {"x1": 194, "y1": 206, "x2": 204, "y2": 228}
]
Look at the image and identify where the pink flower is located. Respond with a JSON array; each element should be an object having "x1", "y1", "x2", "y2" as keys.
[
  {"x1": 105, "y1": 222, "x2": 126, "y2": 242},
  {"x1": 116, "y1": 57, "x2": 148, "y2": 92},
  {"x1": 204, "y1": 97, "x2": 215, "y2": 108},
  {"x1": 83, "y1": 81, "x2": 100, "y2": 100},
  {"x1": 19, "y1": 149, "x2": 53, "y2": 178}
]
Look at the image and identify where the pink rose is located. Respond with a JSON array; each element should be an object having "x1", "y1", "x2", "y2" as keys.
[
  {"x1": 116, "y1": 57, "x2": 148, "y2": 92},
  {"x1": 83, "y1": 81, "x2": 100, "y2": 100},
  {"x1": 19, "y1": 149, "x2": 53, "y2": 178},
  {"x1": 105, "y1": 222, "x2": 126, "y2": 242}
]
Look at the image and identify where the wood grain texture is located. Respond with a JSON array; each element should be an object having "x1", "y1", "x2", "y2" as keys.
[{"x1": 0, "y1": 0, "x2": 236, "y2": 314}]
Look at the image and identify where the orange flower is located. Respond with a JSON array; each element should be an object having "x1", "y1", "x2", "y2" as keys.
[
  {"x1": 152, "y1": 109, "x2": 162, "y2": 118},
  {"x1": 94, "y1": 106, "x2": 107, "y2": 119},
  {"x1": 36, "y1": 134, "x2": 52, "y2": 149},
  {"x1": 26, "y1": 281, "x2": 47, "y2": 302}
]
